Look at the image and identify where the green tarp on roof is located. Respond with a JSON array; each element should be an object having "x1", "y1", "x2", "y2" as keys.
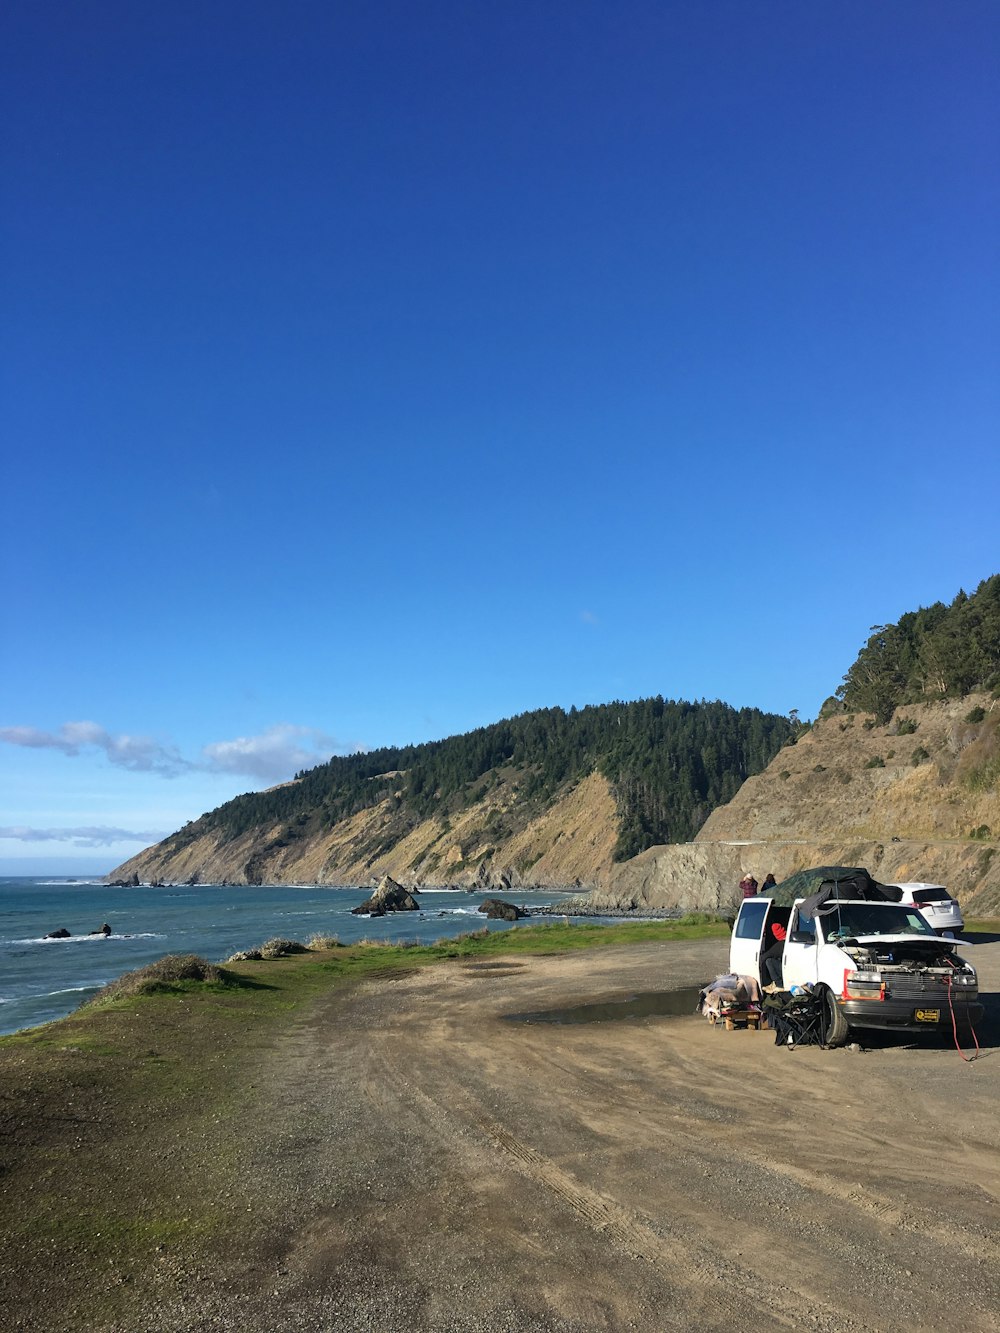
[{"x1": 768, "y1": 866, "x2": 879, "y2": 907}]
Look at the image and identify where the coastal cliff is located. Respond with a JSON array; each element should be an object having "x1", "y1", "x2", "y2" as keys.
[
  {"x1": 108, "y1": 697, "x2": 790, "y2": 893},
  {"x1": 595, "y1": 692, "x2": 1000, "y2": 916},
  {"x1": 109, "y1": 577, "x2": 1000, "y2": 916},
  {"x1": 109, "y1": 770, "x2": 623, "y2": 894},
  {"x1": 109, "y1": 693, "x2": 1000, "y2": 916}
]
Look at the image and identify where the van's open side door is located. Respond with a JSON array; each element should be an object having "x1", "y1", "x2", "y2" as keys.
[{"x1": 730, "y1": 897, "x2": 771, "y2": 981}]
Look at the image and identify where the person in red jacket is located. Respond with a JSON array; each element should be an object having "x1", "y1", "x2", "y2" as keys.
[
  {"x1": 760, "y1": 919, "x2": 787, "y2": 987},
  {"x1": 740, "y1": 874, "x2": 759, "y2": 898}
]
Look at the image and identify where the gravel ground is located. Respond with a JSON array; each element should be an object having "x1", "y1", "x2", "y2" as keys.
[{"x1": 3, "y1": 933, "x2": 999, "y2": 1332}]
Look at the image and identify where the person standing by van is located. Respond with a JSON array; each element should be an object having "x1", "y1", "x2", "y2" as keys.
[
  {"x1": 740, "y1": 874, "x2": 759, "y2": 898},
  {"x1": 760, "y1": 919, "x2": 787, "y2": 987}
]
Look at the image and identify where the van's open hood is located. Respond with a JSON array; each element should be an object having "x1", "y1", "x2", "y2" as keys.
[{"x1": 830, "y1": 933, "x2": 955, "y2": 948}]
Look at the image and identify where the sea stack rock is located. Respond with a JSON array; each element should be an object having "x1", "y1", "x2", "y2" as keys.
[{"x1": 351, "y1": 875, "x2": 421, "y2": 916}]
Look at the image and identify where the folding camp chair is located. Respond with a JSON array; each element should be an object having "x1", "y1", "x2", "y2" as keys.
[{"x1": 763, "y1": 991, "x2": 825, "y2": 1047}]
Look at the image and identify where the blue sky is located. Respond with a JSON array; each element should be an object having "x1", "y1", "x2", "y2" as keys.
[{"x1": 2, "y1": 2, "x2": 998, "y2": 873}]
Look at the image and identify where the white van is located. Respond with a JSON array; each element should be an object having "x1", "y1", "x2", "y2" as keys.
[{"x1": 730, "y1": 893, "x2": 981, "y2": 1046}]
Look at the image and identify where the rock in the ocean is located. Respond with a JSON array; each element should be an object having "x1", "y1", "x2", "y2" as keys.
[
  {"x1": 45, "y1": 928, "x2": 71, "y2": 939},
  {"x1": 477, "y1": 898, "x2": 527, "y2": 921},
  {"x1": 351, "y1": 874, "x2": 420, "y2": 916}
]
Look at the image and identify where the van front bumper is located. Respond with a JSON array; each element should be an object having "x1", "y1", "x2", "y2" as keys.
[{"x1": 841, "y1": 991, "x2": 983, "y2": 1032}]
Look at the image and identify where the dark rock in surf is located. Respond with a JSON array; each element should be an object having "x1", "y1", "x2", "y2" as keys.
[
  {"x1": 45, "y1": 928, "x2": 71, "y2": 939},
  {"x1": 477, "y1": 898, "x2": 527, "y2": 921},
  {"x1": 107, "y1": 872, "x2": 140, "y2": 888},
  {"x1": 351, "y1": 874, "x2": 420, "y2": 916}
]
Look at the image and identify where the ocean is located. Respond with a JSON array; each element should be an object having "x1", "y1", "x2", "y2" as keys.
[{"x1": 0, "y1": 876, "x2": 588, "y2": 1037}]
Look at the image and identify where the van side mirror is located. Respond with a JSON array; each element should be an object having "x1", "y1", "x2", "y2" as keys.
[{"x1": 789, "y1": 930, "x2": 815, "y2": 945}]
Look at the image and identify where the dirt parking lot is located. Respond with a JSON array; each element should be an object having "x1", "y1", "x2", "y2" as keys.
[
  {"x1": 151, "y1": 932, "x2": 1000, "y2": 1332},
  {"x1": 5, "y1": 932, "x2": 1000, "y2": 1332}
]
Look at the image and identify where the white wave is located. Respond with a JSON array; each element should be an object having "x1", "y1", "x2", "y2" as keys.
[
  {"x1": 417, "y1": 888, "x2": 479, "y2": 895},
  {"x1": 12, "y1": 931, "x2": 164, "y2": 945},
  {"x1": 35, "y1": 879, "x2": 106, "y2": 886}
]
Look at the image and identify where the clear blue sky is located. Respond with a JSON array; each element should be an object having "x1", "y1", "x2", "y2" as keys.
[{"x1": 2, "y1": 2, "x2": 998, "y2": 873}]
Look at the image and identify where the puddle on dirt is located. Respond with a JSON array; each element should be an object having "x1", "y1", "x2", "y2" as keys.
[{"x1": 505, "y1": 985, "x2": 704, "y2": 1025}]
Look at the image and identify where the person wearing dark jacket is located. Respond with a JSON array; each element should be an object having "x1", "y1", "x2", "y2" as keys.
[{"x1": 761, "y1": 873, "x2": 777, "y2": 893}]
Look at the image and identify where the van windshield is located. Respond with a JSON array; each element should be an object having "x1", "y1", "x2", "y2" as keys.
[{"x1": 821, "y1": 904, "x2": 937, "y2": 941}]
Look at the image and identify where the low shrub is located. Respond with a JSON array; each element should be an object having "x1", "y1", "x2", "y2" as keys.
[
  {"x1": 911, "y1": 746, "x2": 930, "y2": 766},
  {"x1": 308, "y1": 933, "x2": 343, "y2": 950},
  {"x1": 970, "y1": 825, "x2": 993, "y2": 841},
  {"x1": 87, "y1": 954, "x2": 224, "y2": 1004},
  {"x1": 226, "y1": 948, "x2": 263, "y2": 962},
  {"x1": 260, "y1": 937, "x2": 308, "y2": 958},
  {"x1": 895, "y1": 718, "x2": 918, "y2": 735},
  {"x1": 779, "y1": 770, "x2": 791, "y2": 781},
  {"x1": 866, "y1": 755, "x2": 885, "y2": 769},
  {"x1": 965, "y1": 705, "x2": 986, "y2": 724}
]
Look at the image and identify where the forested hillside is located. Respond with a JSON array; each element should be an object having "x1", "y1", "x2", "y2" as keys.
[
  {"x1": 167, "y1": 697, "x2": 792, "y2": 869},
  {"x1": 110, "y1": 578, "x2": 1000, "y2": 898},
  {"x1": 838, "y1": 575, "x2": 1000, "y2": 723}
]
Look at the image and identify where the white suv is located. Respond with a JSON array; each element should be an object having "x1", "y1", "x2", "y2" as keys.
[{"x1": 890, "y1": 882, "x2": 963, "y2": 934}]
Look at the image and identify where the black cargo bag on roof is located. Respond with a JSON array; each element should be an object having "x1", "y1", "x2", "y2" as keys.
[{"x1": 768, "y1": 866, "x2": 902, "y2": 916}]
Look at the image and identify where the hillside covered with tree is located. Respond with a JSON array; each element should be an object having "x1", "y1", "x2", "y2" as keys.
[
  {"x1": 198, "y1": 697, "x2": 790, "y2": 861},
  {"x1": 118, "y1": 697, "x2": 793, "y2": 886},
  {"x1": 838, "y1": 575, "x2": 1000, "y2": 724}
]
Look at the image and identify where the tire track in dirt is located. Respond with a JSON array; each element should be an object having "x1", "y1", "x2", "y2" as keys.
[
  {"x1": 359, "y1": 1030, "x2": 877, "y2": 1333},
  {"x1": 532, "y1": 1022, "x2": 1000, "y2": 1273}
]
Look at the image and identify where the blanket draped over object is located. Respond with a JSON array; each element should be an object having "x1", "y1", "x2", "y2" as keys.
[{"x1": 698, "y1": 973, "x2": 761, "y2": 1020}]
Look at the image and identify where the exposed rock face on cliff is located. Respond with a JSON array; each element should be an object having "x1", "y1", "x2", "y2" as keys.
[
  {"x1": 108, "y1": 771, "x2": 623, "y2": 896},
  {"x1": 587, "y1": 694, "x2": 1000, "y2": 917}
]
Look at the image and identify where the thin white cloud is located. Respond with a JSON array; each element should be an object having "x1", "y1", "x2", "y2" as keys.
[
  {"x1": 0, "y1": 722, "x2": 191, "y2": 776},
  {"x1": 0, "y1": 825, "x2": 167, "y2": 848},
  {"x1": 1, "y1": 720, "x2": 344, "y2": 785},
  {"x1": 201, "y1": 724, "x2": 337, "y2": 782}
]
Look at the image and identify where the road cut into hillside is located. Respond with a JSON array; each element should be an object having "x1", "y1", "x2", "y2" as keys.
[{"x1": 4, "y1": 933, "x2": 1000, "y2": 1333}]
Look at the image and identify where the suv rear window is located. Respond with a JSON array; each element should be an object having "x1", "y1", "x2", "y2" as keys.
[{"x1": 911, "y1": 888, "x2": 951, "y2": 904}]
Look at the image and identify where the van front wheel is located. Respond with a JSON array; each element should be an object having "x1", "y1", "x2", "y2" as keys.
[{"x1": 820, "y1": 987, "x2": 849, "y2": 1047}]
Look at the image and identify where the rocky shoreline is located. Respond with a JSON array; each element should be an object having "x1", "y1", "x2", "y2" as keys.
[{"x1": 533, "y1": 902, "x2": 692, "y2": 920}]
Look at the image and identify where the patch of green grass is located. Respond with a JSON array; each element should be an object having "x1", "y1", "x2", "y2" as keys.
[{"x1": 11, "y1": 1206, "x2": 221, "y2": 1249}]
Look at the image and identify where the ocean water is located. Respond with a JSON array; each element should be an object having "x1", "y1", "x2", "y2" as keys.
[{"x1": 0, "y1": 877, "x2": 587, "y2": 1037}]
